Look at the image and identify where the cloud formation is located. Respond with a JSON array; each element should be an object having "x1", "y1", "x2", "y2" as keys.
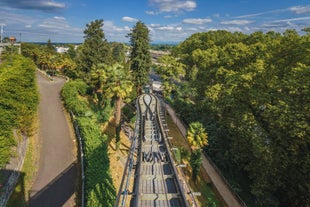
[
  {"x1": 182, "y1": 18, "x2": 212, "y2": 25},
  {"x1": 221, "y1": 20, "x2": 253, "y2": 25},
  {"x1": 0, "y1": 0, "x2": 65, "y2": 12},
  {"x1": 289, "y1": 6, "x2": 310, "y2": 14},
  {"x1": 122, "y1": 16, "x2": 138, "y2": 23},
  {"x1": 148, "y1": 0, "x2": 196, "y2": 13}
]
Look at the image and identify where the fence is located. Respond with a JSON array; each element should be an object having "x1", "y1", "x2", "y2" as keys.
[{"x1": 69, "y1": 112, "x2": 85, "y2": 207}]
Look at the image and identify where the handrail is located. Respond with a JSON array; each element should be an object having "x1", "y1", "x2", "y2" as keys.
[
  {"x1": 155, "y1": 95, "x2": 190, "y2": 207},
  {"x1": 69, "y1": 111, "x2": 85, "y2": 207}
]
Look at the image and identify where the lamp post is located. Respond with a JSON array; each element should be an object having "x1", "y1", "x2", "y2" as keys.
[{"x1": 9, "y1": 36, "x2": 16, "y2": 64}]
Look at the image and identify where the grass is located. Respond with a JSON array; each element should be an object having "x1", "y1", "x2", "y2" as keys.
[{"x1": 165, "y1": 114, "x2": 224, "y2": 207}]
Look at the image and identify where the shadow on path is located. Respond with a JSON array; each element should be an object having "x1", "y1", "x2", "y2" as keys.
[{"x1": 28, "y1": 162, "x2": 77, "y2": 207}]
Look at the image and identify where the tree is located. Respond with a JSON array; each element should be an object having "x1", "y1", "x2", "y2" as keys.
[
  {"x1": 156, "y1": 55, "x2": 185, "y2": 97},
  {"x1": 127, "y1": 21, "x2": 151, "y2": 95},
  {"x1": 46, "y1": 39, "x2": 56, "y2": 54},
  {"x1": 187, "y1": 122, "x2": 208, "y2": 181},
  {"x1": 172, "y1": 29, "x2": 310, "y2": 206},
  {"x1": 111, "y1": 42, "x2": 126, "y2": 63},
  {"x1": 94, "y1": 63, "x2": 134, "y2": 148},
  {"x1": 76, "y1": 19, "x2": 111, "y2": 79}
]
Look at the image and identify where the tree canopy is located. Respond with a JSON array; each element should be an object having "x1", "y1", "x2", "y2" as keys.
[
  {"x1": 76, "y1": 19, "x2": 112, "y2": 78},
  {"x1": 128, "y1": 21, "x2": 151, "y2": 95},
  {"x1": 170, "y1": 30, "x2": 310, "y2": 206}
]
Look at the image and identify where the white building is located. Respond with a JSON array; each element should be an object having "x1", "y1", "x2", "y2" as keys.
[{"x1": 56, "y1": 46, "x2": 69, "y2": 53}]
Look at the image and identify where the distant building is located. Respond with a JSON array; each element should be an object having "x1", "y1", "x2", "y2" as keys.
[
  {"x1": 56, "y1": 46, "x2": 69, "y2": 53},
  {"x1": 152, "y1": 80, "x2": 163, "y2": 92}
]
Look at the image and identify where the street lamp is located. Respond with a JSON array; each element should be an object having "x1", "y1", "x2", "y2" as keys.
[{"x1": 9, "y1": 36, "x2": 16, "y2": 64}]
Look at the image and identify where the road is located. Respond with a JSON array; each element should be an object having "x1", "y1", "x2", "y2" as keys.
[{"x1": 28, "y1": 72, "x2": 77, "y2": 207}]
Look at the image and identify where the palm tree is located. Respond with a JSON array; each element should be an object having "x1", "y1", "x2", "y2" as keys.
[
  {"x1": 102, "y1": 63, "x2": 134, "y2": 148},
  {"x1": 187, "y1": 122, "x2": 208, "y2": 181},
  {"x1": 90, "y1": 64, "x2": 108, "y2": 106},
  {"x1": 187, "y1": 122, "x2": 208, "y2": 150}
]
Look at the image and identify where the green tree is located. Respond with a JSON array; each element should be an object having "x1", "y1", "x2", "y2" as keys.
[
  {"x1": 156, "y1": 55, "x2": 185, "y2": 97},
  {"x1": 111, "y1": 42, "x2": 126, "y2": 63},
  {"x1": 172, "y1": 29, "x2": 310, "y2": 206},
  {"x1": 46, "y1": 39, "x2": 56, "y2": 54},
  {"x1": 93, "y1": 63, "x2": 134, "y2": 148},
  {"x1": 128, "y1": 21, "x2": 151, "y2": 95},
  {"x1": 187, "y1": 122, "x2": 208, "y2": 181},
  {"x1": 77, "y1": 19, "x2": 111, "y2": 79}
]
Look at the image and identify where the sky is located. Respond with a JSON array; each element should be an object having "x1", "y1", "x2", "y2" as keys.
[{"x1": 0, "y1": 0, "x2": 309, "y2": 43}]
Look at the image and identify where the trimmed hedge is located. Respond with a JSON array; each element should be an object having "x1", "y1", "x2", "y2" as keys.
[
  {"x1": 61, "y1": 80, "x2": 116, "y2": 207},
  {"x1": 0, "y1": 55, "x2": 39, "y2": 168}
]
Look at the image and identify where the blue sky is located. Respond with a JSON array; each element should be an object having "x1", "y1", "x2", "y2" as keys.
[{"x1": 0, "y1": 0, "x2": 309, "y2": 43}]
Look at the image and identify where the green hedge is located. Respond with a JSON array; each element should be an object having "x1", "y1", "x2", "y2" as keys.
[
  {"x1": 0, "y1": 55, "x2": 39, "y2": 168},
  {"x1": 61, "y1": 80, "x2": 116, "y2": 207}
]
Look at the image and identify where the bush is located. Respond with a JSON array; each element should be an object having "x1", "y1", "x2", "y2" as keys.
[
  {"x1": 62, "y1": 80, "x2": 116, "y2": 207},
  {"x1": 0, "y1": 55, "x2": 39, "y2": 168}
]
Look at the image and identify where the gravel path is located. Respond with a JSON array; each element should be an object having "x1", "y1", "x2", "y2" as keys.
[{"x1": 28, "y1": 72, "x2": 77, "y2": 207}]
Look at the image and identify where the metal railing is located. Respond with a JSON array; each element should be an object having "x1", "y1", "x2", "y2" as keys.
[{"x1": 70, "y1": 112, "x2": 85, "y2": 207}]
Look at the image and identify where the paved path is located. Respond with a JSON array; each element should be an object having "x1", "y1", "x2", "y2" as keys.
[
  {"x1": 165, "y1": 103, "x2": 243, "y2": 207},
  {"x1": 28, "y1": 72, "x2": 77, "y2": 207}
]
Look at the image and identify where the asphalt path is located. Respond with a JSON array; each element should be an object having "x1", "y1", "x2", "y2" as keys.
[{"x1": 28, "y1": 72, "x2": 77, "y2": 207}]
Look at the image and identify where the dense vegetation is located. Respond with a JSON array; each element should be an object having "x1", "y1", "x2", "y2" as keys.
[
  {"x1": 0, "y1": 55, "x2": 39, "y2": 169},
  {"x1": 22, "y1": 41, "x2": 76, "y2": 77},
  {"x1": 158, "y1": 30, "x2": 309, "y2": 206},
  {"x1": 60, "y1": 19, "x2": 146, "y2": 206},
  {"x1": 62, "y1": 80, "x2": 116, "y2": 207}
]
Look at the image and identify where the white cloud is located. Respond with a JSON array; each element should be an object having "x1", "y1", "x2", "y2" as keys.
[
  {"x1": 157, "y1": 26, "x2": 176, "y2": 31},
  {"x1": 272, "y1": 16, "x2": 310, "y2": 23},
  {"x1": 38, "y1": 17, "x2": 69, "y2": 29},
  {"x1": 103, "y1": 21, "x2": 131, "y2": 42},
  {"x1": 289, "y1": 6, "x2": 310, "y2": 14},
  {"x1": 0, "y1": 0, "x2": 66, "y2": 12},
  {"x1": 235, "y1": 8, "x2": 287, "y2": 19},
  {"x1": 221, "y1": 20, "x2": 253, "y2": 25},
  {"x1": 182, "y1": 18, "x2": 212, "y2": 25},
  {"x1": 54, "y1": 16, "x2": 66, "y2": 20},
  {"x1": 146, "y1": 10, "x2": 157, "y2": 15},
  {"x1": 149, "y1": 24, "x2": 161, "y2": 28},
  {"x1": 122, "y1": 16, "x2": 138, "y2": 23},
  {"x1": 148, "y1": 0, "x2": 196, "y2": 13}
]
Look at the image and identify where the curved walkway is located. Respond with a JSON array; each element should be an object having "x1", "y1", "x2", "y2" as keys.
[{"x1": 28, "y1": 72, "x2": 77, "y2": 207}]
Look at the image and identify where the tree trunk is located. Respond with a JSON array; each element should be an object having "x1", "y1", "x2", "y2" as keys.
[
  {"x1": 115, "y1": 96, "x2": 122, "y2": 126},
  {"x1": 115, "y1": 96, "x2": 122, "y2": 150}
]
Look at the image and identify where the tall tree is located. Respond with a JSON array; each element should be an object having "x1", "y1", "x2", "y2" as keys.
[
  {"x1": 46, "y1": 39, "x2": 56, "y2": 54},
  {"x1": 187, "y1": 122, "x2": 208, "y2": 181},
  {"x1": 77, "y1": 19, "x2": 111, "y2": 79},
  {"x1": 156, "y1": 55, "x2": 185, "y2": 97},
  {"x1": 128, "y1": 21, "x2": 151, "y2": 95},
  {"x1": 94, "y1": 63, "x2": 134, "y2": 148},
  {"x1": 111, "y1": 42, "x2": 126, "y2": 63}
]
